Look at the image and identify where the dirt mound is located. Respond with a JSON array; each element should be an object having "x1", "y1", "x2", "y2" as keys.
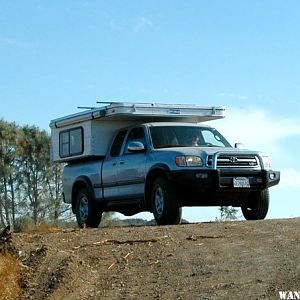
[
  {"x1": 1, "y1": 218, "x2": 299, "y2": 299},
  {"x1": 0, "y1": 226, "x2": 22, "y2": 300}
]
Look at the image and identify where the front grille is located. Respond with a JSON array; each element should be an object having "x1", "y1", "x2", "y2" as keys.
[{"x1": 207, "y1": 154, "x2": 259, "y2": 168}]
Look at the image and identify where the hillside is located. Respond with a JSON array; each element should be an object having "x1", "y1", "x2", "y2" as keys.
[{"x1": 1, "y1": 218, "x2": 300, "y2": 299}]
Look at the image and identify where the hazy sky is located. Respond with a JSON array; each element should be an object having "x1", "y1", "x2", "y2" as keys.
[{"x1": 1, "y1": 1, "x2": 299, "y2": 221}]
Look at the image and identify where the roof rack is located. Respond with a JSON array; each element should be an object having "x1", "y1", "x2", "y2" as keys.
[{"x1": 50, "y1": 102, "x2": 225, "y2": 129}]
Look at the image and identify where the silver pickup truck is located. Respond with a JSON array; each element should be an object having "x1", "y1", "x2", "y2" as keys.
[{"x1": 62, "y1": 122, "x2": 280, "y2": 227}]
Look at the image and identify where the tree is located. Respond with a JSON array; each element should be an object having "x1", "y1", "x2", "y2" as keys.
[
  {"x1": 17, "y1": 125, "x2": 50, "y2": 224},
  {"x1": 0, "y1": 118, "x2": 75, "y2": 228},
  {"x1": 0, "y1": 120, "x2": 19, "y2": 226},
  {"x1": 219, "y1": 206, "x2": 239, "y2": 221},
  {"x1": 45, "y1": 162, "x2": 72, "y2": 223}
]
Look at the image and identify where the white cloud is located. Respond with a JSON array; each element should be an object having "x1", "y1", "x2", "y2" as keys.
[
  {"x1": 210, "y1": 107, "x2": 300, "y2": 151},
  {"x1": 218, "y1": 92, "x2": 248, "y2": 101},
  {"x1": 109, "y1": 19, "x2": 125, "y2": 32},
  {"x1": 0, "y1": 37, "x2": 30, "y2": 49},
  {"x1": 208, "y1": 106, "x2": 300, "y2": 178},
  {"x1": 109, "y1": 16, "x2": 154, "y2": 33},
  {"x1": 279, "y1": 168, "x2": 300, "y2": 189},
  {"x1": 134, "y1": 16, "x2": 153, "y2": 32}
]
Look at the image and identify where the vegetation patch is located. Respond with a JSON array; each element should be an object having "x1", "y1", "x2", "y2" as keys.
[
  {"x1": 0, "y1": 226, "x2": 22, "y2": 300},
  {"x1": 0, "y1": 253, "x2": 22, "y2": 300}
]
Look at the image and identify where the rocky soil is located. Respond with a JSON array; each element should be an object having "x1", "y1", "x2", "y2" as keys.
[{"x1": 1, "y1": 218, "x2": 300, "y2": 299}]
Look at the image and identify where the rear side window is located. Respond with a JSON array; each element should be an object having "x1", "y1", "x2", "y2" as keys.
[
  {"x1": 59, "y1": 127, "x2": 83, "y2": 157},
  {"x1": 110, "y1": 130, "x2": 127, "y2": 157}
]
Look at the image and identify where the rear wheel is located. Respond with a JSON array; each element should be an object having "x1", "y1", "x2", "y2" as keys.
[
  {"x1": 151, "y1": 177, "x2": 182, "y2": 225},
  {"x1": 75, "y1": 188, "x2": 102, "y2": 228},
  {"x1": 241, "y1": 189, "x2": 269, "y2": 220}
]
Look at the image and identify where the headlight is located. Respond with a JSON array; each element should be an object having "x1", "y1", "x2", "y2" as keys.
[
  {"x1": 175, "y1": 156, "x2": 203, "y2": 167},
  {"x1": 261, "y1": 155, "x2": 272, "y2": 169}
]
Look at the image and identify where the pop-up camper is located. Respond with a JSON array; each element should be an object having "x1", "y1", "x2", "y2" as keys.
[{"x1": 50, "y1": 102, "x2": 225, "y2": 162}]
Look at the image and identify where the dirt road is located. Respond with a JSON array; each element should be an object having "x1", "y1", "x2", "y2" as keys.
[{"x1": 4, "y1": 218, "x2": 300, "y2": 299}]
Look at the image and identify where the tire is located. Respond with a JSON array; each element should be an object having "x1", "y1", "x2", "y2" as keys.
[
  {"x1": 151, "y1": 177, "x2": 182, "y2": 225},
  {"x1": 75, "y1": 188, "x2": 102, "y2": 228},
  {"x1": 241, "y1": 189, "x2": 269, "y2": 220}
]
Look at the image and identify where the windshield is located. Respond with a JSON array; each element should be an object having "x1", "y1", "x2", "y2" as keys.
[{"x1": 150, "y1": 126, "x2": 231, "y2": 149}]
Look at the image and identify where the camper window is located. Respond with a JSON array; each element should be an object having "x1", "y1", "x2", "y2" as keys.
[{"x1": 59, "y1": 127, "x2": 83, "y2": 157}]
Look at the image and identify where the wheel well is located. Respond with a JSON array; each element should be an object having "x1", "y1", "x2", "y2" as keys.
[
  {"x1": 145, "y1": 168, "x2": 167, "y2": 211},
  {"x1": 71, "y1": 179, "x2": 92, "y2": 214}
]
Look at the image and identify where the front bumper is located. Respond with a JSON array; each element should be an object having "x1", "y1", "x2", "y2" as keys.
[{"x1": 167, "y1": 169, "x2": 280, "y2": 191}]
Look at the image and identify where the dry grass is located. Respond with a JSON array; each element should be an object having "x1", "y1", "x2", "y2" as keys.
[
  {"x1": 0, "y1": 253, "x2": 22, "y2": 300},
  {"x1": 16, "y1": 222, "x2": 63, "y2": 234},
  {"x1": 31, "y1": 223, "x2": 62, "y2": 234}
]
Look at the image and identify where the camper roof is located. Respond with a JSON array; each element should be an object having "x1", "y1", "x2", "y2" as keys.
[{"x1": 49, "y1": 102, "x2": 226, "y2": 128}]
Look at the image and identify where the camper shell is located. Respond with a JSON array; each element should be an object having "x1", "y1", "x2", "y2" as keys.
[{"x1": 50, "y1": 102, "x2": 225, "y2": 162}]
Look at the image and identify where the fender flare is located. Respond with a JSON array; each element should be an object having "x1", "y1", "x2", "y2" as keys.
[
  {"x1": 71, "y1": 176, "x2": 96, "y2": 213},
  {"x1": 144, "y1": 163, "x2": 171, "y2": 210}
]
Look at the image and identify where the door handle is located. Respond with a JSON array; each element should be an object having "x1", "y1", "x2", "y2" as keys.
[
  {"x1": 112, "y1": 162, "x2": 117, "y2": 166},
  {"x1": 120, "y1": 161, "x2": 124, "y2": 165}
]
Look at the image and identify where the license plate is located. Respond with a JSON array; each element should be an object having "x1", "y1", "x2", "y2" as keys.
[{"x1": 233, "y1": 177, "x2": 250, "y2": 188}]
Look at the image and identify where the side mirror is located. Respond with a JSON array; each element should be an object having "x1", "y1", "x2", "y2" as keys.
[
  {"x1": 127, "y1": 141, "x2": 146, "y2": 152},
  {"x1": 235, "y1": 143, "x2": 245, "y2": 149}
]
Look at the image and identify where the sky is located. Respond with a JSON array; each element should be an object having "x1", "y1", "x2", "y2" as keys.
[{"x1": 1, "y1": 1, "x2": 300, "y2": 222}]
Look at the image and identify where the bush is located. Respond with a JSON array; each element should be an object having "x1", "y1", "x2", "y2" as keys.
[
  {"x1": 218, "y1": 206, "x2": 239, "y2": 221},
  {"x1": 13, "y1": 217, "x2": 35, "y2": 233}
]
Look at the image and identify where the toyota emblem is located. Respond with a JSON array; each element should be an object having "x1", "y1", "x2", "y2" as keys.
[{"x1": 229, "y1": 156, "x2": 238, "y2": 163}]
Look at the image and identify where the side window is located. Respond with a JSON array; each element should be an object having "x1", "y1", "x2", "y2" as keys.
[
  {"x1": 124, "y1": 127, "x2": 146, "y2": 154},
  {"x1": 127, "y1": 127, "x2": 145, "y2": 142},
  {"x1": 110, "y1": 130, "x2": 127, "y2": 157},
  {"x1": 59, "y1": 127, "x2": 83, "y2": 157}
]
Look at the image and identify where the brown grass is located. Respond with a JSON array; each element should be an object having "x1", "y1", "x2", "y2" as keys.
[
  {"x1": 31, "y1": 223, "x2": 63, "y2": 234},
  {"x1": 0, "y1": 253, "x2": 22, "y2": 300},
  {"x1": 17, "y1": 222, "x2": 63, "y2": 234}
]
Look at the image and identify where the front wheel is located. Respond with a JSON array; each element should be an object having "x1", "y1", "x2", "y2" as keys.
[
  {"x1": 75, "y1": 188, "x2": 102, "y2": 228},
  {"x1": 241, "y1": 189, "x2": 269, "y2": 220},
  {"x1": 151, "y1": 177, "x2": 182, "y2": 225}
]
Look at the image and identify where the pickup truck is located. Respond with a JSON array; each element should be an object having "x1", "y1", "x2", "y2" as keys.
[{"x1": 62, "y1": 122, "x2": 280, "y2": 227}]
